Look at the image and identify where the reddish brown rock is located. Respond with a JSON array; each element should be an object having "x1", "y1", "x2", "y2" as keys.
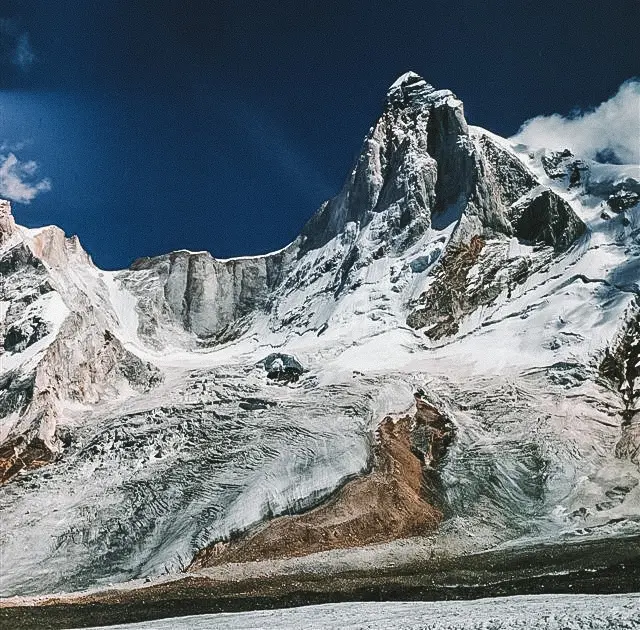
[
  {"x1": 0, "y1": 436, "x2": 55, "y2": 484},
  {"x1": 191, "y1": 396, "x2": 454, "y2": 568}
]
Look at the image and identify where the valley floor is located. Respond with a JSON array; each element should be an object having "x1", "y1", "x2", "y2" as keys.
[
  {"x1": 86, "y1": 594, "x2": 640, "y2": 630},
  {"x1": 1, "y1": 534, "x2": 639, "y2": 629}
]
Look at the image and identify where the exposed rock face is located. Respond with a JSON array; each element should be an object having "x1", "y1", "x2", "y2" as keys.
[
  {"x1": 407, "y1": 235, "x2": 488, "y2": 337},
  {"x1": 608, "y1": 189, "x2": 640, "y2": 213},
  {"x1": 601, "y1": 301, "x2": 640, "y2": 466},
  {"x1": 3, "y1": 315, "x2": 50, "y2": 353},
  {"x1": 0, "y1": 202, "x2": 162, "y2": 482},
  {"x1": 508, "y1": 186, "x2": 586, "y2": 251},
  {"x1": 478, "y1": 135, "x2": 537, "y2": 206},
  {"x1": 0, "y1": 240, "x2": 55, "y2": 365},
  {"x1": 0, "y1": 199, "x2": 17, "y2": 247},
  {"x1": 126, "y1": 249, "x2": 290, "y2": 346},
  {"x1": 0, "y1": 436, "x2": 54, "y2": 484},
  {"x1": 0, "y1": 370, "x2": 34, "y2": 422},
  {"x1": 259, "y1": 353, "x2": 304, "y2": 382},
  {"x1": 540, "y1": 149, "x2": 589, "y2": 188},
  {"x1": 405, "y1": 229, "x2": 560, "y2": 339},
  {"x1": 0, "y1": 316, "x2": 162, "y2": 482},
  {"x1": 36, "y1": 319, "x2": 161, "y2": 404},
  {"x1": 190, "y1": 394, "x2": 454, "y2": 568}
]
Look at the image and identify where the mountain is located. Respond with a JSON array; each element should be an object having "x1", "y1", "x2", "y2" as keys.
[{"x1": 0, "y1": 72, "x2": 639, "y2": 600}]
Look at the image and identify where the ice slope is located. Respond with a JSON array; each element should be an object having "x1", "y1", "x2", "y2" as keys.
[
  {"x1": 84, "y1": 594, "x2": 640, "y2": 630},
  {"x1": 0, "y1": 73, "x2": 639, "y2": 597},
  {"x1": 0, "y1": 368, "x2": 418, "y2": 594}
]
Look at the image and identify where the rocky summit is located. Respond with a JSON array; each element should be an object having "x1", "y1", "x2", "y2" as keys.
[{"x1": 0, "y1": 73, "x2": 639, "y2": 602}]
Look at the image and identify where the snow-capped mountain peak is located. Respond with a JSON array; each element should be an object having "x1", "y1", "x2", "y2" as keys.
[
  {"x1": 0, "y1": 75, "x2": 638, "y2": 597},
  {"x1": 386, "y1": 70, "x2": 435, "y2": 103}
]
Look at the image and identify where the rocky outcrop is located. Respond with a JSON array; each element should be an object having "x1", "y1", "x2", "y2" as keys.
[
  {"x1": 0, "y1": 436, "x2": 54, "y2": 484},
  {"x1": 3, "y1": 315, "x2": 50, "y2": 353},
  {"x1": 407, "y1": 235, "x2": 487, "y2": 337},
  {"x1": 259, "y1": 353, "x2": 304, "y2": 382},
  {"x1": 0, "y1": 236, "x2": 55, "y2": 365},
  {"x1": 508, "y1": 186, "x2": 587, "y2": 251},
  {"x1": 478, "y1": 134, "x2": 537, "y2": 206},
  {"x1": 124, "y1": 248, "x2": 290, "y2": 346},
  {"x1": 0, "y1": 203, "x2": 162, "y2": 482},
  {"x1": 0, "y1": 370, "x2": 34, "y2": 426},
  {"x1": 601, "y1": 301, "x2": 640, "y2": 466},
  {"x1": 0, "y1": 199, "x2": 17, "y2": 247},
  {"x1": 0, "y1": 317, "x2": 162, "y2": 483},
  {"x1": 540, "y1": 149, "x2": 589, "y2": 188},
  {"x1": 608, "y1": 189, "x2": 640, "y2": 213},
  {"x1": 34, "y1": 320, "x2": 162, "y2": 405},
  {"x1": 29, "y1": 225, "x2": 94, "y2": 269},
  {"x1": 406, "y1": 232, "x2": 556, "y2": 339},
  {"x1": 190, "y1": 393, "x2": 454, "y2": 567}
]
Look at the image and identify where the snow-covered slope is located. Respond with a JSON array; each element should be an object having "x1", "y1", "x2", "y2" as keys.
[{"x1": 0, "y1": 72, "x2": 638, "y2": 597}]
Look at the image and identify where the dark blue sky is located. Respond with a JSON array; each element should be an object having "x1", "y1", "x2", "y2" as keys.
[{"x1": 1, "y1": 0, "x2": 638, "y2": 269}]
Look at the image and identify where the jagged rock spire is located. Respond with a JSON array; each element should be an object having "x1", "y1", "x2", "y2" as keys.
[{"x1": 386, "y1": 71, "x2": 435, "y2": 105}]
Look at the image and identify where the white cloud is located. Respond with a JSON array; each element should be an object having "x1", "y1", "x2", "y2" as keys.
[
  {"x1": 0, "y1": 152, "x2": 51, "y2": 203},
  {"x1": 0, "y1": 140, "x2": 28, "y2": 153},
  {"x1": 511, "y1": 79, "x2": 640, "y2": 164}
]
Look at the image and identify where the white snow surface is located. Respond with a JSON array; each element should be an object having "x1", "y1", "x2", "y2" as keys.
[{"x1": 83, "y1": 594, "x2": 640, "y2": 630}]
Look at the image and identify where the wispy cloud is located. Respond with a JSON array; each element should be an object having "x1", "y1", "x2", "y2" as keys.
[
  {"x1": 231, "y1": 101, "x2": 335, "y2": 202},
  {"x1": 0, "y1": 139, "x2": 29, "y2": 153},
  {"x1": 0, "y1": 18, "x2": 35, "y2": 71},
  {"x1": 511, "y1": 79, "x2": 640, "y2": 164},
  {"x1": 11, "y1": 32, "x2": 35, "y2": 69},
  {"x1": 0, "y1": 152, "x2": 51, "y2": 203}
]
